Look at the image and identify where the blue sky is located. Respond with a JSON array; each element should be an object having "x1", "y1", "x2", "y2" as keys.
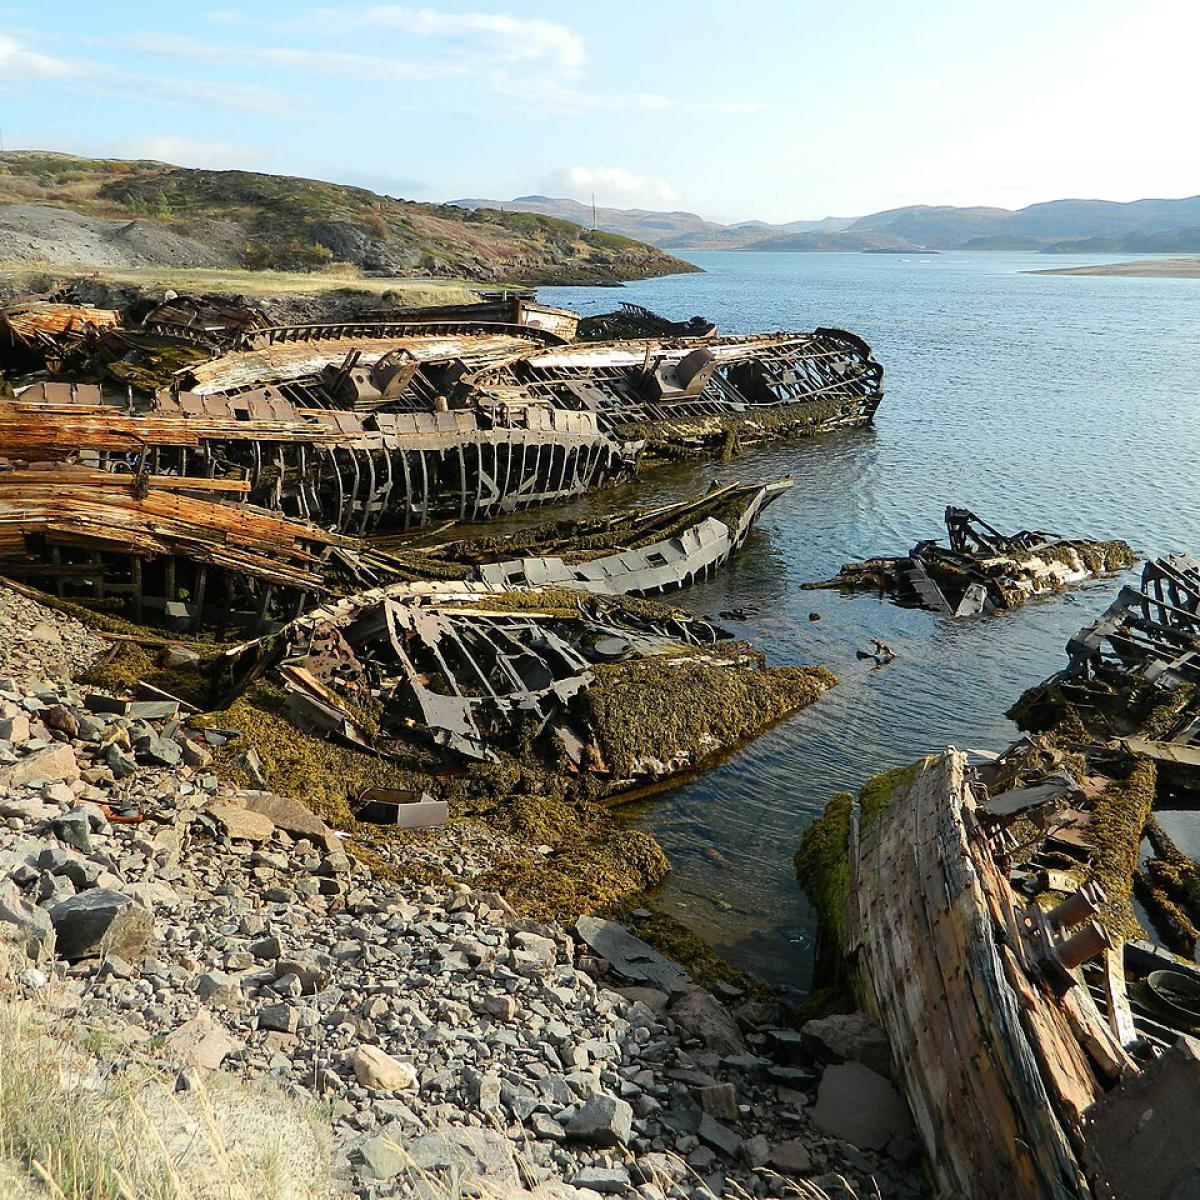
[{"x1": 0, "y1": 0, "x2": 1195, "y2": 223}]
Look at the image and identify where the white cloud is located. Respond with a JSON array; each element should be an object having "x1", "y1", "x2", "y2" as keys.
[
  {"x1": 0, "y1": 32, "x2": 294, "y2": 117},
  {"x1": 109, "y1": 33, "x2": 461, "y2": 82},
  {"x1": 119, "y1": 136, "x2": 264, "y2": 170},
  {"x1": 304, "y1": 6, "x2": 585, "y2": 71},
  {"x1": 0, "y1": 32, "x2": 75, "y2": 79},
  {"x1": 546, "y1": 166, "x2": 678, "y2": 209}
]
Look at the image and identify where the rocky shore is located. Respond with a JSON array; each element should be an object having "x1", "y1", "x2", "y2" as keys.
[{"x1": 0, "y1": 583, "x2": 925, "y2": 1199}]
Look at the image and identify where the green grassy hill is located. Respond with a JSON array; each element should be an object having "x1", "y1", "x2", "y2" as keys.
[{"x1": 0, "y1": 151, "x2": 697, "y2": 285}]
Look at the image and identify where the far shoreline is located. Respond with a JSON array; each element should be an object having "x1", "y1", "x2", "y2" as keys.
[{"x1": 1024, "y1": 256, "x2": 1200, "y2": 278}]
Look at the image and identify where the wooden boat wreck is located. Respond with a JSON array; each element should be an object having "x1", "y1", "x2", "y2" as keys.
[
  {"x1": 460, "y1": 326, "x2": 883, "y2": 457},
  {"x1": 0, "y1": 470, "x2": 789, "y2": 634},
  {"x1": 804, "y1": 506, "x2": 1135, "y2": 616},
  {"x1": 213, "y1": 581, "x2": 835, "y2": 788},
  {"x1": 2, "y1": 295, "x2": 883, "y2": 530},
  {"x1": 1009, "y1": 553, "x2": 1200, "y2": 961},
  {"x1": 798, "y1": 554, "x2": 1200, "y2": 1198},
  {"x1": 818, "y1": 748, "x2": 1200, "y2": 1200}
]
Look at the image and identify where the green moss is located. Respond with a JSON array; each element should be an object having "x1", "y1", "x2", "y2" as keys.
[
  {"x1": 583, "y1": 658, "x2": 836, "y2": 778},
  {"x1": 794, "y1": 792, "x2": 853, "y2": 953},
  {"x1": 859, "y1": 761, "x2": 921, "y2": 832},
  {"x1": 1135, "y1": 814, "x2": 1200, "y2": 955},
  {"x1": 1086, "y1": 758, "x2": 1157, "y2": 937}
]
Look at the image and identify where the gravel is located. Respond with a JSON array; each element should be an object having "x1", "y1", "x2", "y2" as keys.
[{"x1": 0, "y1": 590, "x2": 928, "y2": 1200}]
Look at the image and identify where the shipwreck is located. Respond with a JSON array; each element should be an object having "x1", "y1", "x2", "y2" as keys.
[
  {"x1": 0, "y1": 290, "x2": 881, "y2": 632},
  {"x1": 805, "y1": 506, "x2": 1135, "y2": 616},
  {"x1": 798, "y1": 550, "x2": 1200, "y2": 1199}
]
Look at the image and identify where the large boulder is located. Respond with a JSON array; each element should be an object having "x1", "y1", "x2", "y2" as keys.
[
  {"x1": 668, "y1": 987, "x2": 747, "y2": 1056},
  {"x1": 352, "y1": 1045, "x2": 418, "y2": 1091},
  {"x1": 801, "y1": 1011, "x2": 893, "y2": 1077},
  {"x1": 810, "y1": 1062, "x2": 913, "y2": 1150},
  {"x1": 238, "y1": 791, "x2": 338, "y2": 850},
  {"x1": 401, "y1": 1128, "x2": 519, "y2": 1190},
  {"x1": 205, "y1": 800, "x2": 274, "y2": 843},
  {"x1": 164, "y1": 1011, "x2": 243, "y2": 1071},
  {"x1": 49, "y1": 888, "x2": 153, "y2": 961},
  {"x1": 0, "y1": 743, "x2": 79, "y2": 789},
  {"x1": 565, "y1": 1093, "x2": 633, "y2": 1146}
]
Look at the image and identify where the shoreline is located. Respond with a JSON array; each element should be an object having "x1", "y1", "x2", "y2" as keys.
[
  {"x1": 1023, "y1": 256, "x2": 1200, "y2": 278},
  {"x1": 0, "y1": 580, "x2": 924, "y2": 1199}
]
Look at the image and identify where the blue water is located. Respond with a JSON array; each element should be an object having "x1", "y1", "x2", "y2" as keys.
[{"x1": 540, "y1": 251, "x2": 1200, "y2": 995}]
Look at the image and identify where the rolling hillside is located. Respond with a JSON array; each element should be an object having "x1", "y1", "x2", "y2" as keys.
[{"x1": 0, "y1": 152, "x2": 696, "y2": 285}]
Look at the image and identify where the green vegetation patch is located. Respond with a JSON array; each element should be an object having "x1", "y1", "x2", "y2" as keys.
[{"x1": 794, "y1": 791, "x2": 854, "y2": 952}]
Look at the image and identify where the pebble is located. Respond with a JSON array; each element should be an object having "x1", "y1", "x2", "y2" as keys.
[{"x1": 0, "y1": 585, "x2": 926, "y2": 1200}]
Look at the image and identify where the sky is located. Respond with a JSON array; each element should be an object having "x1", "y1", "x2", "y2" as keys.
[{"x1": 0, "y1": 0, "x2": 1196, "y2": 224}]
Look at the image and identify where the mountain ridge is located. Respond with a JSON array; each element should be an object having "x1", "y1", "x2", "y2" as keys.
[{"x1": 452, "y1": 192, "x2": 1200, "y2": 253}]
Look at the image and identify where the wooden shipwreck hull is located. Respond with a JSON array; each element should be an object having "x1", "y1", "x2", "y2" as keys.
[
  {"x1": 843, "y1": 748, "x2": 1200, "y2": 1200},
  {"x1": 0, "y1": 299, "x2": 882, "y2": 628},
  {"x1": 0, "y1": 468, "x2": 789, "y2": 634}
]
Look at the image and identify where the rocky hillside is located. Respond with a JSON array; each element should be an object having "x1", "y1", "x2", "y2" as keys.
[{"x1": 0, "y1": 152, "x2": 696, "y2": 285}]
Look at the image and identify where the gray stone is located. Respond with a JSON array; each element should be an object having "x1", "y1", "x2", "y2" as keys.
[
  {"x1": 196, "y1": 970, "x2": 243, "y2": 1008},
  {"x1": 572, "y1": 1167, "x2": 631, "y2": 1194},
  {"x1": 483, "y1": 993, "x2": 517, "y2": 1021},
  {"x1": 669, "y1": 988, "x2": 747, "y2": 1056},
  {"x1": 575, "y1": 915, "x2": 691, "y2": 995},
  {"x1": 565, "y1": 1093, "x2": 634, "y2": 1146},
  {"x1": 801, "y1": 1012, "x2": 893, "y2": 1077},
  {"x1": 697, "y1": 1082, "x2": 739, "y2": 1122},
  {"x1": 0, "y1": 743, "x2": 79, "y2": 788},
  {"x1": 401, "y1": 1128, "x2": 520, "y2": 1189},
  {"x1": 358, "y1": 1126, "x2": 408, "y2": 1181},
  {"x1": 249, "y1": 935, "x2": 282, "y2": 960},
  {"x1": 740, "y1": 1134, "x2": 770, "y2": 1169},
  {"x1": 697, "y1": 1113, "x2": 742, "y2": 1158},
  {"x1": 810, "y1": 1063, "x2": 913, "y2": 1151},
  {"x1": 768, "y1": 1139, "x2": 813, "y2": 1174},
  {"x1": 163, "y1": 1011, "x2": 242, "y2": 1070},
  {"x1": 0, "y1": 879, "x2": 55, "y2": 960},
  {"x1": 50, "y1": 810, "x2": 92, "y2": 853},
  {"x1": 258, "y1": 1003, "x2": 299, "y2": 1035},
  {"x1": 614, "y1": 985, "x2": 670, "y2": 1014},
  {"x1": 136, "y1": 734, "x2": 182, "y2": 767},
  {"x1": 530, "y1": 1113, "x2": 565, "y2": 1142},
  {"x1": 49, "y1": 889, "x2": 152, "y2": 961}
]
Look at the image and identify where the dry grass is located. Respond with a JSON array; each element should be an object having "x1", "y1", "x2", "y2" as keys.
[
  {"x1": 0, "y1": 261, "x2": 482, "y2": 305},
  {"x1": 0, "y1": 938, "x2": 331, "y2": 1200}
]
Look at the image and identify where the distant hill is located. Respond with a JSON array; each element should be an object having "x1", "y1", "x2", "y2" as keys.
[
  {"x1": 452, "y1": 192, "x2": 1200, "y2": 253},
  {"x1": 450, "y1": 194, "x2": 740, "y2": 249},
  {"x1": 846, "y1": 196, "x2": 1200, "y2": 251},
  {"x1": 0, "y1": 152, "x2": 695, "y2": 285}
]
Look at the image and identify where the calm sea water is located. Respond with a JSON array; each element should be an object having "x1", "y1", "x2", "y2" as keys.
[{"x1": 539, "y1": 251, "x2": 1200, "y2": 996}]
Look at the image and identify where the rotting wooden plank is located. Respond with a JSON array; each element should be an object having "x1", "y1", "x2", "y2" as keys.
[
  {"x1": 1101, "y1": 946, "x2": 1139, "y2": 1051},
  {"x1": 855, "y1": 751, "x2": 1093, "y2": 1200}
]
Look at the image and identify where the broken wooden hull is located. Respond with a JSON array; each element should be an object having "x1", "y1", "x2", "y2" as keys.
[
  {"x1": 805, "y1": 507, "x2": 1135, "y2": 616},
  {"x1": 840, "y1": 748, "x2": 1200, "y2": 1200},
  {"x1": 0, "y1": 469, "x2": 789, "y2": 635}
]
